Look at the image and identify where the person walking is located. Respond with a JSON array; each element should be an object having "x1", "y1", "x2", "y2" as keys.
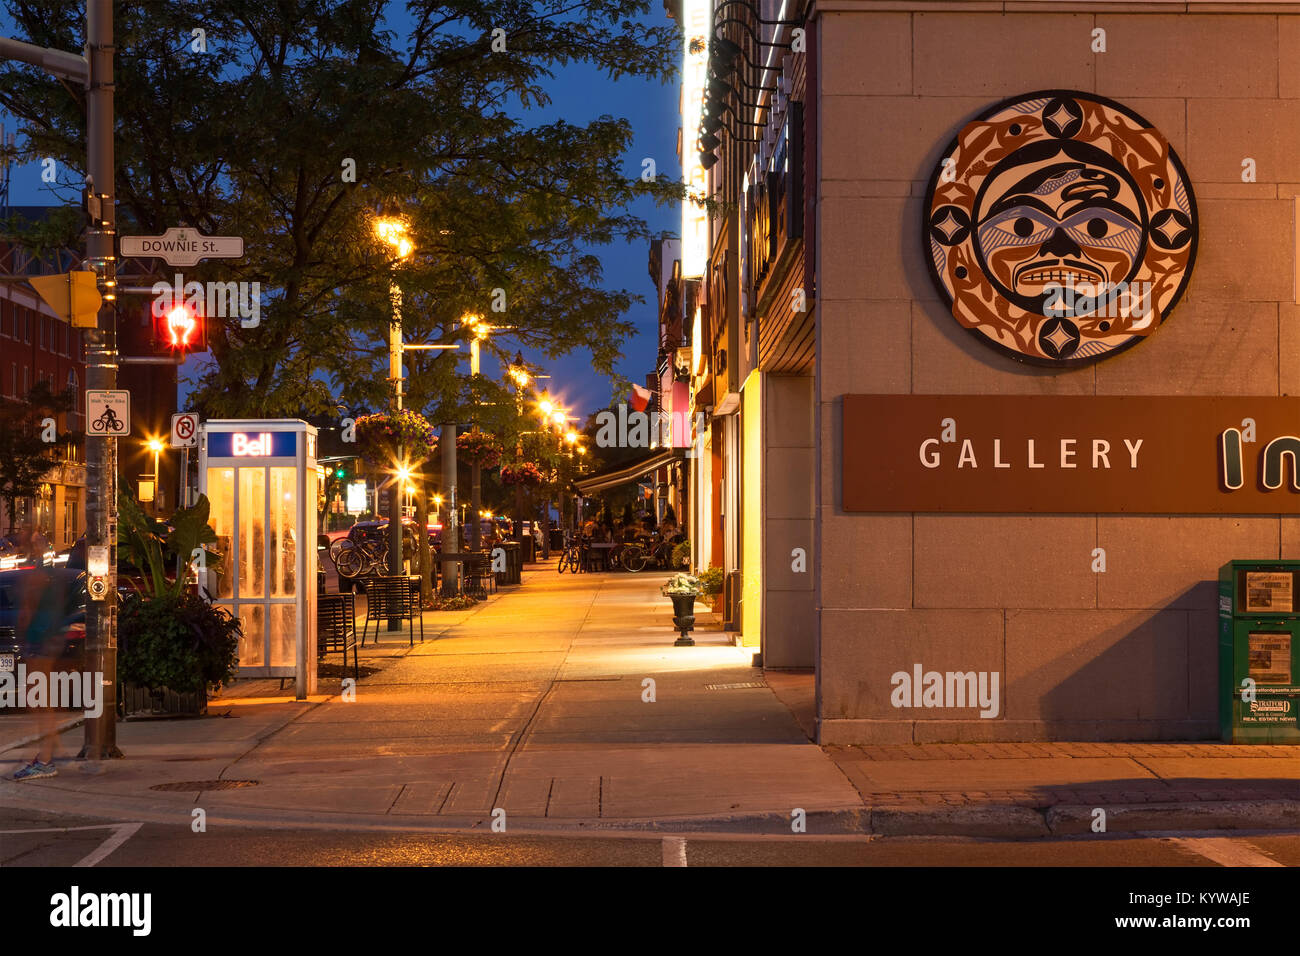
[{"x1": 11, "y1": 526, "x2": 81, "y2": 780}]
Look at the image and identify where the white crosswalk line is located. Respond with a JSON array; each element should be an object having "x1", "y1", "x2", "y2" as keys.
[
  {"x1": 75, "y1": 823, "x2": 143, "y2": 868},
  {"x1": 662, "y1": 835, "x2": 687, "y2": 867},
  {"x1": 1165, "y1": 836, "x2": 1282, "y2": 867}
]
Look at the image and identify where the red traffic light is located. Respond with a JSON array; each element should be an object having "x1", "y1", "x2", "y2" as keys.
[{"x1": 154, "y1": 299, "x2": 205, "y2": 353}]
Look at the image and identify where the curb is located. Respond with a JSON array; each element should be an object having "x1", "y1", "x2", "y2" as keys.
[
  {"x1": 0, "y1": 715, "x2": 85, "y2": 758},
  {"x1": 10, "y1": 775, "x2": 1300, "y2": 839}
]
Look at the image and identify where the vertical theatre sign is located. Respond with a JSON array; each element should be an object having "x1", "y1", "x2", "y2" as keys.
[{"x1": 923, "y1": 91, "x2": 1197, "y2": 365}]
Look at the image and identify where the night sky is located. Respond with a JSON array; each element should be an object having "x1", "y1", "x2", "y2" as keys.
[{"x1": 0, "y1": 3, "x2": 681, "y2": 423}]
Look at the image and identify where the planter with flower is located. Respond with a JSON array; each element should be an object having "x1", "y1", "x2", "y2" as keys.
[
  {"x1": 661, "y1": 572, "x2": 703, "y2": 646},
  {"x1": 457, "y1": 431, "x2": 502, "y2": 469},
  {"x1": 116, "y1": 491, "x2": 241, "y2": 717},
  {"x1": 500, "y1": 461, "x2": 544, "y2": 487},
  {"x1": 353, "y1": 410, "x2": 438, "y2": 467},
  {"x1": 697, "y1": 565, "x2": 725, "y2": 613}
]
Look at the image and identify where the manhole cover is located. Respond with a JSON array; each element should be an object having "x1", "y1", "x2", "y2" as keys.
[
  {"x1": 705, "y1": 682, "x2": 767, "y2": 690},
  {"x1": 149, "y1": 779, "x2": 259, "y2": 791}
]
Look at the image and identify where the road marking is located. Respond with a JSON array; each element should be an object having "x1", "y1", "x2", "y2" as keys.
[
  {"x1": 0, "y1": 822, "x2": 143, "y2": 868},
  {"x1": 1165, "y1": 836, "x2": 1282, "y2": 867},
  {"x1": 662, "y1": 835, "x2": 687, "y2": 867}
]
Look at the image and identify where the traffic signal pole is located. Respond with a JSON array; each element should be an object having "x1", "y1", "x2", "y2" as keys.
[
  {"x1": 0, "y1": 4, "x2": 119, "y2": 757},
  {"x1": 81, "y1": 0, "x2": 119, "y2": 758}
]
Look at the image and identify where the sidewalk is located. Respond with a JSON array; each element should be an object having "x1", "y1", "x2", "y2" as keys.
[
  {"x1": 5, "y1": 563, "x2": 1300, "y2": 838},
  {"x1": 0, "y1": 560, "x2": 861, "y2": 831}
]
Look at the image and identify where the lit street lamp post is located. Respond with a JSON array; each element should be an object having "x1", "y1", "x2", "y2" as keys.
[
  {"x1": 145, "y1": 437, "x2": 164, "y2": 516},
  {"x1": 374, "y1": 215, "x2": 412, "y2": 603}
]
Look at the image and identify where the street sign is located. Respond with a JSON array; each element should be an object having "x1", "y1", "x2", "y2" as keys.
[
  {"x1": 29, "y1": 271, "x2": 101, "y2": 327},
  {"x1": 85, "y1": 389, "x2": 130, "y2": 436},
  {"x1": 119, "y1": 227, "x2": 244, "y2": 267},
  {"x1": 171, "y1": 411, "x2": 199, "y2": 448}
]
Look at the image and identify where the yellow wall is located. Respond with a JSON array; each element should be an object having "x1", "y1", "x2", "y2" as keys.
[{"x1": 741, "y1": 370, "x2": 762, "y2": 647}]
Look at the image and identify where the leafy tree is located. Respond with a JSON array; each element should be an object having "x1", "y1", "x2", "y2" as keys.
[
  {"x1": 0, "y1": 0, "x2": 683, "y2": 427},
  {"x1": 0, "y1": 381, "x2": 74, "y2": 535}
]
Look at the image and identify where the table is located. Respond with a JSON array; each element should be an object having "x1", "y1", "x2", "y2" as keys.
[{"x1": 586, "y1": 541, "x2": 615, "y2": 572}]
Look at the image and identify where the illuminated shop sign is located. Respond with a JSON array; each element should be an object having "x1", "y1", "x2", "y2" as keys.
[
  {"x1": 843, "y1": 396, "x2": 1300, "y2": 514},
  {"x1": 923, "y1": 91, "x2": 1197, "y2": 366},
  {"x1": 207, "y1": 430, "x2": 297, "y2": 458},
  {"x1": 680, "y1": 0, "x2": 710, "y2": 279}
]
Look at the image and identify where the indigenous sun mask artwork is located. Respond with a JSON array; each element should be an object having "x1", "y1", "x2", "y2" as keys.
[{"x1": 924, "y1": 92, "x2": 1197, "y2": 365}]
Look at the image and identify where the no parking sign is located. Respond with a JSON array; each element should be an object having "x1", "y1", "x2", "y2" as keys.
[{"x1": 170, "y1": 412, "x2": 199, "y2": 448}]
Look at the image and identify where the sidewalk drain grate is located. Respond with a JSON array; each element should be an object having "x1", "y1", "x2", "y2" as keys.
[
  {"x1": 150, "y1": 779, "x2": 259, "y2": 791},
  {"x1": 705, "y1": 682, "x2": 767, "y2": 690}
]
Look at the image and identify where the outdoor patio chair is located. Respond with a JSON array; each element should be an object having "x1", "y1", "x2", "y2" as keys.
[
  {"x1": 317, "y1": 592, "x2": 358, "y2": 682},
  {"x1": 360, "y1": 575, "x2": 424, "y2": 647},
  {"x1": 463, "y1": 551, "x2": 495, "y2": 598}
]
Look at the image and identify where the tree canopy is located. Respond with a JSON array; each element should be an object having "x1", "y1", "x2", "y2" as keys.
[{"x1": 0, "y1": 0, "x2": 682, "y2": 422}]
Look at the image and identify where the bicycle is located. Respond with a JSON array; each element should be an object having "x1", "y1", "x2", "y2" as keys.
[
  {"x1": 556, "y1": 533, "x2": 582, "y2": 574},
  {"x1": 332, "y1": 536, "x2": 389, "y2": 579},
  {"x1": 89, "y1": 407, "x2": 126, "y2": 434}
]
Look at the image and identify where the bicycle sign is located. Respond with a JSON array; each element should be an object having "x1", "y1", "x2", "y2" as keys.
[{"x1": 85, "y1": 389, "x2": 130, "y2": 436}]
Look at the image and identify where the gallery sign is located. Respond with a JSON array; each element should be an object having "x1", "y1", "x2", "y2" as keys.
[
  {"x1": 843, "y1": 396, "x2": 1300, "y2": 514},
  {"x1": 923, "y1": 91, "x2": 1197, "y2": 366}
]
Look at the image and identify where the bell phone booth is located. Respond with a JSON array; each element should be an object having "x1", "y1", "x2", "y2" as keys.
[{"x1": 199, "y1": 420, "x2": 318, "y2": 699}]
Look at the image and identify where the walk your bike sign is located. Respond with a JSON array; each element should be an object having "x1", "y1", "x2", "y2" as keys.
[{"x1": 85, "y1": 389, "x2": 130, "y2": 436}]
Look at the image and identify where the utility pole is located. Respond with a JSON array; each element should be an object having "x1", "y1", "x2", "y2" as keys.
[
  {"x1": 469, "y1": 331, "x2": 482, "y2": 553},
  {"x1": 0, "y1": 5, "x2": 117, "y2": 760},
  {"x1": 82, "y1": 0, "x2": 119, "y2": 757}
]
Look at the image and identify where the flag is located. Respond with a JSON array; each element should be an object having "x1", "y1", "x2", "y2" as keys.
[{"x1": 630, "y1": 383, "x2": 652, "y2": 412}]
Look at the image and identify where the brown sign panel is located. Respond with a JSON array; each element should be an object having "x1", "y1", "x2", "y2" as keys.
[{"x1": 842, "y1": 395, "x2": 1300, "y2": 514}]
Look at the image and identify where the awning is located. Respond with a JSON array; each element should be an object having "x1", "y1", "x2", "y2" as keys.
[{"x1": 574, "y1": 447, "x2": 684, "y2": 495}]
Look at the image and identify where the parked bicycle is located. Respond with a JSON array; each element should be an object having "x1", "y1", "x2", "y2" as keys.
[
  {"x1": 556, "y1": 533, "x2": 582, "y2": 574},
  {"x1": 332, "y1": 535, "x2": 390, "y2": 579}
]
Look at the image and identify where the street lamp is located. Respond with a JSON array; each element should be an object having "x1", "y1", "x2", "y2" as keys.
[
  {"x1": 145, "y1": 437, "x2": 165, "y2": 516},
  {"x1": 375, "y1": 212, "x2": 414, "y2": 606}
]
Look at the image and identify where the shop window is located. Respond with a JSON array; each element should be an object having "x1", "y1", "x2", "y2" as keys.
[{"x1": 63, "y1": 500, "x2": 77, "y2": 545}]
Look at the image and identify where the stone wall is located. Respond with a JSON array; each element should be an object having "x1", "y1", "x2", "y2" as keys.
[{"x1": 814, "y1": 4, "x2": 1300, "y2": 742}]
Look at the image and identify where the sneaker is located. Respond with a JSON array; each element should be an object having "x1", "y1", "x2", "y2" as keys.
[{"x1": 12, "y1": 760, "x2": 57, "y2": 781}]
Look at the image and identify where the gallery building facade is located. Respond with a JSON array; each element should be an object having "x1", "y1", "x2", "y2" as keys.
[{"x1": 678, "y1": 0, "x2": 1300, "y2": 742}]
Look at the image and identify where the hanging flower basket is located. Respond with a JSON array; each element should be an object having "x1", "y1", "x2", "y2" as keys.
[
  {"x1": 457, "y1": 431, "x2": 502, "y2": 469},
  {"x1": 500, "y1": 461, "x2": 544, "y2": 487},
  {"x1": 353, "y1": 410, "x2": 437, "y2": 467}
]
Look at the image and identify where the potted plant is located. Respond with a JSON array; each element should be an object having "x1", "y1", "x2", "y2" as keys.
[
  {"x1": 661, "y1": 572, "x2": 702, "y2": 646},
  {"x1": 697, "y1": 565, "x2": 725, "y2": 613},
  {"x1": 353, "y1": 410, "x2": 438, "y2": 467},
  {"x1": 457, "y1": 431, "x2": 502, "y2": 469},
  {"x1": 116, "y1": 491, "x2": 241, "y2": 716},
  {"x1": 501, "y1": 461, "x2": 544, "y2": 487}
]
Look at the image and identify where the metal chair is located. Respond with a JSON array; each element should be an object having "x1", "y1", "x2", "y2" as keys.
[
  {"x1": 463, "y1": 551, "x2": 495, "y2": 597},
  {"x1": 360, "y1": 575, "x2": 424, "y2": 647},
  {"x1": 317, "y1": 592, "x2": 358, "y2": 682}
]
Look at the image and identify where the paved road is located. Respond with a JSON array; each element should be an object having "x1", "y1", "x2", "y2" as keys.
[{"x1": 3, "y1": 805, "x2": 1298, "y2": 867}]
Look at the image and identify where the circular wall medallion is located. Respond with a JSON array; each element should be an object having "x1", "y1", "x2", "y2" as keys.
[{"x1": 923, "y1": 91, "x2": 1197, "y2": 366}]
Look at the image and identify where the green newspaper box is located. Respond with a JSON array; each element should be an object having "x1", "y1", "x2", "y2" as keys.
[{"x1": 1219, "y1": 560, "x2": 1300, "y2": 743}]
